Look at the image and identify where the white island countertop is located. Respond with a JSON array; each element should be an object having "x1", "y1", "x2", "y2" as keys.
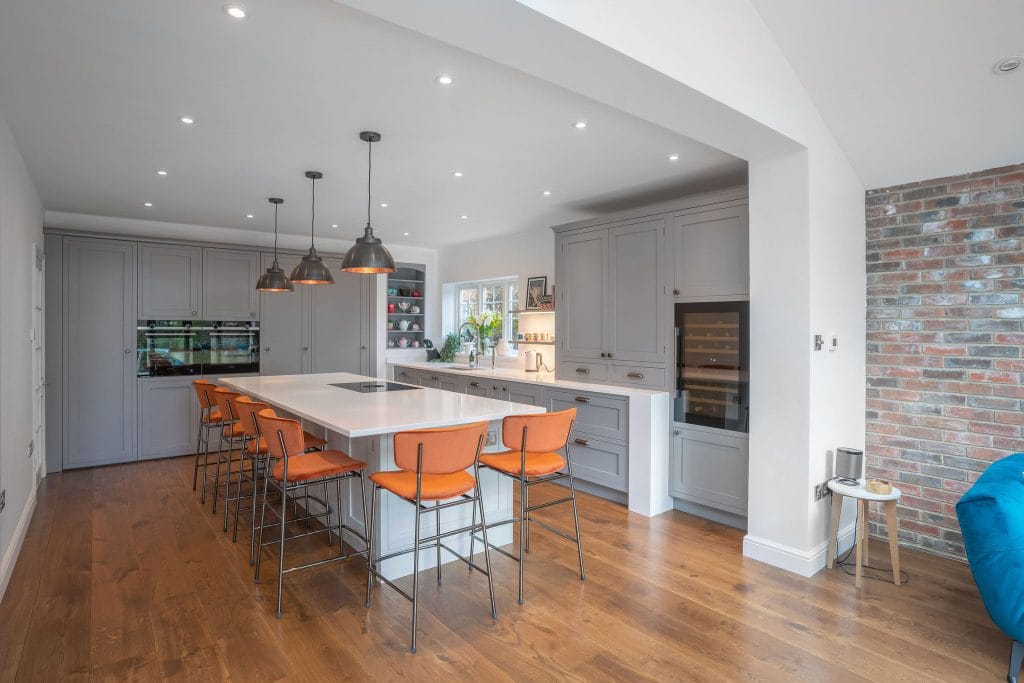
[
  {"x1": 219, "y1": 372, "x2": 544, "y2": 438},
  {"x1": 391, "y1": 362, "x2": 670, "y2": 397}
]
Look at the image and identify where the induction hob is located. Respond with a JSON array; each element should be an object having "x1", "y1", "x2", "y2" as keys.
[{"x1": 329, "y1": 381, "x2": 422, "y2": 393}]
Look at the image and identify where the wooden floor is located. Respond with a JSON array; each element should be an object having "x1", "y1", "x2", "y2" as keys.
[{"x1": 0, "y1": 455, "x2": 1008, "y2": 682}]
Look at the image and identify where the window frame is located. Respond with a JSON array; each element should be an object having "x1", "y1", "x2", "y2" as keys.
[{"x1": 444, "y1": 276, "x2": 519, "y2": 343}]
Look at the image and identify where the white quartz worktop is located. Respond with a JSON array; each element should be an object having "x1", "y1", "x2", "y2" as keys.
[
  {"x1": 391, "y1": 362, "x2": 670, "y2": 397},
  {"x1": 219, "y1": 372, "x2": 543, "y2": 438}
]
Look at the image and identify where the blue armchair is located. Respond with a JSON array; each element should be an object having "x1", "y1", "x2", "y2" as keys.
[{"x1": 956, "y1": 452, "x2": 1024, "y2": 683}]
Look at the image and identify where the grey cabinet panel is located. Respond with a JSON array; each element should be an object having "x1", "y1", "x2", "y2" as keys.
[
  {"x1": 547, "y1": 389, "x2": 627, "y2": 444},
  {"x1": 44, "y1": 235, "x2": 63, "y2": 474},
  {"x1": 670, "y1": 426, "x2": 748, "y2": 516},
  {"x1": 394, "y1": 367, "x2": 417, "y2": 384},
  {"x1": 465, "y1": 378, "x2": 491, "y2": 397},
  {"x1": 558, "y1": 359, "x2": 608, "y2": 382},
  {"x1": 608, "y1": 218, "x2": 667, "y2": 363},
  {"x1": 139, "y1": 377, "x2": 198, "y2": 460},
  {"x1": 673, "y1": 205, "x2": 749, "y2": 298},
  {"x1": 203, "y1": 248, "x2": 259, "y2": 320},
  {"x1": 310, "y1": 258, "x2": 368, "y2": 374},
  {"x1": 504, "y1": 381, "x2": 543, "y2": 406},
  {"x1": 62, "y1": 237, "x2": 137, "y2": 468},
  {"x1": 567, "y1": 434, "x2": 627, "y2": 492},
  {"x1": 139, "y1": 244, "x2": 201, "y2": 318},
  {"x1": 437, "y1": 375, "x2": 463, "y2": 393},
  {"x1": 259, "y1": 253, "x2": 309, "y2": 375},
  {"x1": 558, "y1": 230, "x2": 607, "y2": 360},
  {"x1": 608, "y1": 363, "x2": 667, "y2": 389}
]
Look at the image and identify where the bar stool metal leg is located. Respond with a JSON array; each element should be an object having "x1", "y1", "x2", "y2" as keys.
[
  {"x1": 365, "y1": 483, "x2": 378, "y2": 608},
  {"x1": 276, "y1": 468, "x2": 289, "y2": 619},
  {"x1": 410, "y1": 482, "x2": 422, "y2": 653},
  {"x1": 193, "y1": 416, "x2": 204, "y2": 491},
  {"x1": 475, "y1": 466, "x2": 498, "y2": 619},
  {"x1": 566, "y1": 451, "x2": 586, "y2": 580},
  {"x1": 435, "y1": 501, "x2": 442, "y2": 585},
  {"x1": 518, "y1": 468, "x2": 527, "y2": 604}
]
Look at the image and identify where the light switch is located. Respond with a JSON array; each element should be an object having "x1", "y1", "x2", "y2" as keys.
[
  {"x1": 829, "y1": 334, "x2": 838, "y2": 352},
  {"x1": 813, "y1": 334, "x2": 824, "y2": 351}
]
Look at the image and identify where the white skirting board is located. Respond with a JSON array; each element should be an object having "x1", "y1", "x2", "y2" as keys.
[
  {"x1": 0, "y1": 482, "x2": 38, "y2": 601},
  {"x1": 742, "y1": 522, "x2": 856, "y2": 577}
]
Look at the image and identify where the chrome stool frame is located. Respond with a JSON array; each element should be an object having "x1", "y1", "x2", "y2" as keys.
[{"x1": 192, "y1": 381, "x2": 225, "y2": 504}]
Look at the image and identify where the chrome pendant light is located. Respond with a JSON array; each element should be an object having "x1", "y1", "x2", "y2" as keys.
[
  {"x1": 256, "y1": 197, "x2": 294, "y2": 292},
  {"x1": 341, "y1": 131, "x2": 396, "y2": 274},
  {"x1": 291, "y1": 170, "x2": 335, "y2": 285}
]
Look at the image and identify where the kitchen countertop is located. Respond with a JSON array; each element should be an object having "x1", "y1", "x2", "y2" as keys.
[
  {"x1": 219, "y1": 372, "x2": 543, "y2": 438},
  {"x1": 391, "y1": 362, "x2": 670, "y2": 397}
]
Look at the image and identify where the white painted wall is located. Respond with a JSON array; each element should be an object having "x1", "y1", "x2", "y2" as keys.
[
  {"x1": 0, "y1": 106, "x2": 44, "y2": 599},
  {"x1": 341, "y1": 0, "x2": 867, "y2": 574}
]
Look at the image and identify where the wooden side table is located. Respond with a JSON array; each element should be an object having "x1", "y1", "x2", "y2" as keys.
[{"x1": 826, "y1": 479, "x2": 902, "y2": 588}]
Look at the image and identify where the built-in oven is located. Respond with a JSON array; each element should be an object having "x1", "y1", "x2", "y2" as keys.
[
  {"x1": 137, "y1": 320, "x2": 260, "y2": 377},
  {"x1": 674, "y1": 302, "x2": 749, "y2": 432}
]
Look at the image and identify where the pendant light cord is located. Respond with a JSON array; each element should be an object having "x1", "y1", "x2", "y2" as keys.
[
  {"x1": 272, "y1": 201, "x2": 280, "y2": 259},
  {"x1": 309, "y1": 175, "x2": 317, "y2": 249},
  {"x1": 366, "y1": 138, "x2": 373, "y2": 232}
]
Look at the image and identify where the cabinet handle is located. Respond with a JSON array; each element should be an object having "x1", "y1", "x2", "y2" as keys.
[
  {"x1": 575, "y1": 367, "x2": 590, "y2": 374},
  {"x1": 264, "y1": 346, "x2": 270, "y2": 351},
  {"x1": 400, "y1": 371, "x2": 409, "y2": 377},
  {"x1": 607, "y1": 352, "x2": 613, "y2": 359},
  {"x1": 626, "y1": 372, "x2": 644, "y2": 379},
  {"x1": 191, "y1": 310, "x2": 197, "y2": 316},
  {"x1": 673, "y1": 430, "x2": 680, "y2": 436},
  {"x1": 302, "y1": 346, "x2": 310, "y2": 351},
  {"x1": 574, "y1": 438, "x2": 590, "y2": 447},
  {"x1": 124, "y1": 348, "x2": 132, "y2": 355},
  {"x1": 502, "y1": 387, "x2": 508, "y2": 392},
  {"x1": 673, "y1": 289, "x2": 679, "y2": 296},
  {"x1": 469, "y1": 381, "x2": 480, "y2": 387},
  {"x1": 574, "y1": 396, "x2": 591, "y2": 403},
  {"x1": 431, "y1": 376, "x2": 439, "y2": 381},
  {"x1": 600, "y1": 352, "x2": 607, "y2": 358}
]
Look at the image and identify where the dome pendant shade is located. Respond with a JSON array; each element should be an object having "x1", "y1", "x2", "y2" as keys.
[
  {"x1": 291, "y1": 170, "x2": 334, "y2": 285},
  {"x1": 256, "y1": 197, "x2": 294, "y2": 292},
  {"x1": 291, "y1": 249, "x2": 334, "y2": 284},
  {"x1": 341, "y1": 225, "x2": 395, "y2": 273},
  {"x1": 343, "y1": 130, "x2": 396, "y2": 274},
  {"x1": 256, "y1": 259, "x2": 294, "y2": 292}
]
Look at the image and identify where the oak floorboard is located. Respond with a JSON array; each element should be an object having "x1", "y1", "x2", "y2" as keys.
[{"x1": 0, "y1": 455, "x2": 1009, "y2": 682}]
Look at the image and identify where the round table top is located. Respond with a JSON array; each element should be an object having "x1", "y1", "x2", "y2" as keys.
[{"x1": 828, "y1": 478, "x2": 901, "y2": 501}]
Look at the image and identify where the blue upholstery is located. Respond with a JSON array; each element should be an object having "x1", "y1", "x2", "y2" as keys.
[{"x1": 956, "y1": 452, "x2": 1024, "y2": 644}]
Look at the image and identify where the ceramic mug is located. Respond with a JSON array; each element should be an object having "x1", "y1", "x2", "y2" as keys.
[
  {"x1": 387, "y1": 303, "x2": 395, "y2": 313},
  {"x1": 411, "y1": 289, "x2": 421, "y2": 298},
  {"x1": 387, "y1": 320, "x2": 394, "y2": 330}
]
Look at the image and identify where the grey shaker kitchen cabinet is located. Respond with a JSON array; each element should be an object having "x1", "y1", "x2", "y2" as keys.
[
  {"x1": 310, "y1": 257, "x2": 369, "y2": 375},
  {"x1": 44, "y1": 235, "x2": 64, "y2": 474},
  {"x1": 139, "y1": 244, "x2": 202, "y2": 319},
  {"x1": 557, "y1": 229, "x2": 608, "y2": 361},
  {"x1": 503, "y1": 381, "x2": 544, "y2": 406},
  {"x1": 138, "y1": 376, "x2": 198, "y2": 460},
  {"x1": 670, "y1": 424, "x2": 748, "y2": 516},
  {"x1": 608, "y1": 218, "x2": 669, "y2": 363},
  {"x1": 202, "y1": 248, "x2": 260, "y2": 320},
  {"x1": 62, "y1": 237, "x2": 137, "y2": 468},
  {"x1": 672, "y1": 204, "x2": 749, "y2": 300},
  {"x1": 259, "y1": 253, "x2": 310, "y2": 375}
]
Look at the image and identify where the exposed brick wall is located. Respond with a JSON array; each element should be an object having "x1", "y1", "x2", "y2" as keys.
[{"x1": 865, "y1": 162, "x2": 1024, "y2": 559}]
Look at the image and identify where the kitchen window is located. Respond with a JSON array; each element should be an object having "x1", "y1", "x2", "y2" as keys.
[{"x1": 445, "y1": 277, "x2": 519, "y2": 342}]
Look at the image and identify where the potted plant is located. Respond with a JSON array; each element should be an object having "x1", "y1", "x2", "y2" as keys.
[{"x1": 464, "y1": 310, "x2": 503, "y2": 356}]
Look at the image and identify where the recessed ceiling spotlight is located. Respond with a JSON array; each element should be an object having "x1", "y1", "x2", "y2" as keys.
[
  {"x1": 156, "y1": 169, "x2": 168, "y2": 176},
  {"x1": 331, "y1": 223, "x2": 338, "y2": 228},
  {"x1": 246, "y1": 214, "x2": 254, "y2": 219},
  {"x1": 542, "y1": 190, "x2": 552, "y2": 196},
  {"x1": 435, "y1": 74, "x2": 453, "y2": 85},
  {"x1": 574, "y1": 121, "x2": 587, "y2": 129},
  {"x1": 144, "y1": 202, "x2": 153, "y2": 207},
  {"x1": 178, "y1": 115, "x2": 195, "y2": 125},
  {"x1": 403, "y1": 232, "x2": 410, "y2": 236},
  {"x1": 452, "y1": 171, "x2": 464, "y2": 177},
  {"x1": 667, "y1": 153, "x2": 680, "y2": 161},
  {"x1": 995, "y1": 56, "x2": 1022, "y2": 73},
  {"x1": 379, "y1": 202, "x2": 388, "y2": 208},
  {"x1": 460, "y1": 214, "x2": 469, "y2": 220},
  {"x1": 223, "y1": 4, "x2": 247, "y2": 19}
]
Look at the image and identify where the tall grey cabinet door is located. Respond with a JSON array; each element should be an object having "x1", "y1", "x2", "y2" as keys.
[
  {"x1": 203, "y1": 248, "x2": 260, "y2": 320},
  {"x1": 608, "y1": 218, "x2": 668, "y2": 363},
  {"x1": 673, "y1": 205, "x2": 749, "y2": 298},
  {"x1": 259, "y1": 253, "x2": 310, "y2": 375},
  {"x1": 44, "y1": 235, "x2": 64, "y2": 473},
  {"x1": 138, "y1": 377, "x2": 198, "y2": 460},
  {"x1": 311, "y1": 258, "x2": 368, "y2": 374},
  {"x1": 62, "y1": 237, "x2": 137, "y2": 468},
  {"x1": 139, "y1": 244, "x2": 202, "y2": 319},
  {"x1": 558, "y1": 230, "x2": 608, "y2": 360}
]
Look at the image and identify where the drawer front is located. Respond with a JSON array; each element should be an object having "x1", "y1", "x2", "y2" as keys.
[
  {"x1": 567, "y1": 435, "x2": 627, "y2": 492},
  {"x1": 394, "y1": 367, "x2": 418, "y2": 384},
  {"x1": 548, "y1": 389, "x2": 627, "y2": 443},
  {"x1": 559, "y1": 359, "x2": 608, "y2": 382},
  {"x1": 504, "y1": 381, "x2": 544, "y2": 407},
  {"x1": 609, "y1": 363, "x2": 667, "y2": 389}
]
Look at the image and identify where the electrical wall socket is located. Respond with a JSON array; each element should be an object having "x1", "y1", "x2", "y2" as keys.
[
  {"x1": 813, "y1": 481, "x2": 832, "y2": 501},
  {"x1": 0, "y1": 489, "x2": 5, "y2": 514},
  {"x1": 487, "y1": 430, "x2": 497, "y2": 446}
]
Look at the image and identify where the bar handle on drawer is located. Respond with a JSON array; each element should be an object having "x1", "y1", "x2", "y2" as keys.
[
  {"x1": 626, "y1": 372, "x2": 644, "y2": 379},
  {"x1": 575, "y1": 367, "x2": 590, "y2": 374},
  {"x1": 469, "y1": 381, "x2": 480, "y2": 387},
  {"x1": 574, "y1": 396, "x2": 591, "y2": 403},
  {"x1": 574, "y1": 438, "x2": 590, "y2": 447}
]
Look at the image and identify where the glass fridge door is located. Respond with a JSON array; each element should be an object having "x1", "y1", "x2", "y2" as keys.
[{"x1": 675, "y1": 304, "x2": 748, "y2": 432}]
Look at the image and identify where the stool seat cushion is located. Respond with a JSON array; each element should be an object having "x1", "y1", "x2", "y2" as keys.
[
  {"x1": 480, "y1": 450, "x2": 566, "y2": 476},
  {"x1": 202, "y1": 408, "x2": 223, "y2": 424},
  {"x1": 956, "y1": 452, "x2": 1024, "y2": 643},
  {"x1": 222, "y1": 423, "x2": 244, "y2": 437},
  {"x1": 246, "y1": 431, "x2": 327, "y2": 455},
  {"x1": 370, "y1": 470, "x2": 475, "y2": 501},
  {"x1": 271, "y1": 450, "x2": 366, "y2": 482}
]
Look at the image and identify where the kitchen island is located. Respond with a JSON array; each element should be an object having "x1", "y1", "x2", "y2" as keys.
[{"x1": 220, "y1": 372, "x2": 543, "y2": 579}]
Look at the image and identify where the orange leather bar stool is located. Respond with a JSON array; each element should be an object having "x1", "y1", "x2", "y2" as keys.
[
  {"x1": 254, "y1": 409, "x2": 369, "y2": 618},
  {"x1": 233, "y1": 396, "x2": 328, "y2": 563},
  {"x1": 210, "y1": 387, "x2": 244, "y2": 517},
  {"x1": 476, "y1": 408, "x2": 585, "y2": 604},
  {"x1": 192, "y1": 379, "x2": 224, "y2": 503},
  {"x1": 365, "y1": 421, "x2": 497, "y2": 653}
]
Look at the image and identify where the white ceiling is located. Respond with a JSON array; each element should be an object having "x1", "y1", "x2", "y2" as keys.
[
  {"x1": 751, "y1": 0, "x2": 1024, "y2": 189},
  {"x1": 0, "y1": 0, "x2": 745, "y2": 248}
]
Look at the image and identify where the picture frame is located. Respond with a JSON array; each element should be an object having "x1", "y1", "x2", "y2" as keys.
[{"x1": 526, "y1": 276, "x2": 548, "y2": 310}]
